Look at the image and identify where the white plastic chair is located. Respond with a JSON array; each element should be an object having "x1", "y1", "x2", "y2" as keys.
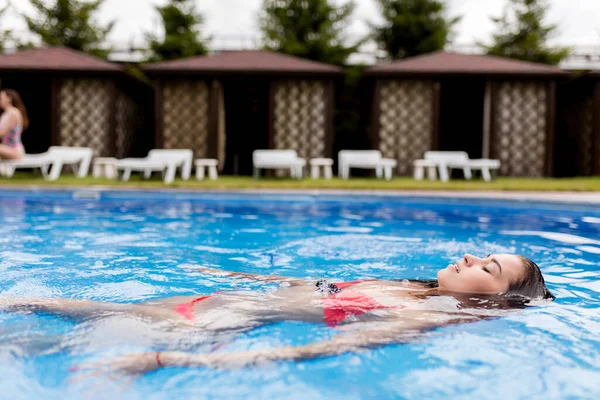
[
  {"x1": 0, "y1": 146, "x2": 93, "y2": 181},
  {"x1": 338, "y1": 150, "x2": 396, "y2": 181},
  {"x1": 252, "y1": 150, "x2": 306, "y2": 179},
  {"x1": 115, "y1": 149, "x2": 193, "y2": 184}
]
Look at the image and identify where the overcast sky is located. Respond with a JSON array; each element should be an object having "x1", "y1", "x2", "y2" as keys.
[{"x1": 5, "y1": 0, "x2": 600, "y2": 49}]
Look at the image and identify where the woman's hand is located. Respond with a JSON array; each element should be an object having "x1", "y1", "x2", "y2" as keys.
[{"x1": 195, "y1": 266, "x2": 231, "y2": 277}]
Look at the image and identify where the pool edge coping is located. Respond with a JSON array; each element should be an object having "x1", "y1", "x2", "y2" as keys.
[{"x1": 1, "y1": 184, "x2": 600, "y2": 204}]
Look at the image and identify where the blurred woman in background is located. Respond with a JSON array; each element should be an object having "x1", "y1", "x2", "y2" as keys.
[{"x1": 0, "y1": 89, "x2": 28, "y2": 160}]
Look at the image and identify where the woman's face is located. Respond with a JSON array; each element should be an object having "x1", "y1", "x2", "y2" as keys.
[
  {"x1": 437, "y1": 254, "x2": 524, "y2": 294},
  {"x1": 0, "y1": 91, "x2": 10, "y2": 109}
]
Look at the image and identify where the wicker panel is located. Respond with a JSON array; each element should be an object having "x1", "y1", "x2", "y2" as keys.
[
  {"x1": 162, "y1": 80, "x2": 209, "y2": 157},
  {"x1": 115, "y1": 90, "x2": 142, "y2": 158},
  {"x1": 59, "y1": 79, "x2": 112, "y2": 156},
  {"x1": 492, "y1": 81, "x2": 547, "y2": 177},
  {"x1": 273, "y1": 80, "x2": 326, "y2": 159},
  {"x1": 378, "y1": 80, "x2": 433, "y2": 175}
]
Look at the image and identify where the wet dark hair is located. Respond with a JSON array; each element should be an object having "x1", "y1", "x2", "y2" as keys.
[
  {"x1": 395, "y1": 281, "x2": 533, "y2": 310},
  {"x1": 505, "y1": 256, "x2": 555, "y2": 300},
  {"x1": 1, "y1": 89, "x2": 29, "y2": 129}
]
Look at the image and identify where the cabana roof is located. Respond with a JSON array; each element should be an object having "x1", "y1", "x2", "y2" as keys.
[
  {"x1": 143, "y1": 50, "x2": 343, "y2": 76},
  {"x1": 366, "y1": 51, "x2": 566, "y2": 77},
  {"x1": 0, "y1": 47, "x2": 123, "y2": 73}
]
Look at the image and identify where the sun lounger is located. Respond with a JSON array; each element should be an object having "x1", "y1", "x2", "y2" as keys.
[
  {"x1": 416, "y1": 151, "x2": 501, "y2": 182},
  {"x1": 252, "y1": 150, "x2": 306, "y2": 179},
  {"x1": 115, "y1": 149, "x2": 193, "y2": 184},
  {"x1": 338, "y1": 150, "x2": 397, "y2": 181},
  {"x1": 458, "y1": 158, "x2": 501, "y2": 182},
  {"x1": 0, "y1": 146, "x2": 93, "y2": 181}
]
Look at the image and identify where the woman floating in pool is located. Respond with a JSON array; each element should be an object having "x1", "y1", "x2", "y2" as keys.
[{"x1": 0, "y1": 254, "x2": 553, "y2": 375}]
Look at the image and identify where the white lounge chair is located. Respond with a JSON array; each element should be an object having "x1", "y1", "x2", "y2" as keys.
[
  {"x1": 0, "y1": 146, "x2": 93, "y2": 181},
  {"x1": 115, "y1": 149, "x2": 193, "y2": 184},
  {"x1": 418, "y1": 151, "x2": 501, "y2": 182},
  {"x1": 338, "y1": 150, "x2": 397, "y2": 181},
  {"x1": 252, "y1": 150, "x2": 306, "y2": 179}
]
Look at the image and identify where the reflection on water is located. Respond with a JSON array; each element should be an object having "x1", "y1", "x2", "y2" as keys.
[{"x1": 0, "y1": 193, "x2": 599, "y2": 399}]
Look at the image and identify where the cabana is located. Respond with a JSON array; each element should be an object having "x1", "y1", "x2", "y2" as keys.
[
  {"x1": 0, "y1": 47, "x2": 154, "y2": 158},
  {"x1": 365, "y1": 52, "x2": 566, "y2": 177},
  {"x1": 143, "y1": 50, "x2": 342, "y2": 175}
]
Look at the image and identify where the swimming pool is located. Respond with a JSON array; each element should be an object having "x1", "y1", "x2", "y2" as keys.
[{"x1": 1, "y1": 189, "x2": 599, "y2": 399}]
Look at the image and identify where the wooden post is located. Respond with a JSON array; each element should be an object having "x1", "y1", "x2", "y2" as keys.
[
  {"x1": 324, "y1": 80, "x2": 335, "y2": 158},
  {"x1": 154, "y1": 79, "x2": 164, "y2": 149},
  {"x1": 108, "y1": 80, "x2": 118, "y2": 157},
  {"x1": 370, "y1": 79, "x2": 382, "y2": 151},
  {"x1": 545, "y1": 81, "x2": 557, "y2": 177},
  {"x1": 592, "y1": 80, "x2": 600, "y2": 176},
  {"x1": 268, "y1": 80, "x2": 276, "y2": 149},
  {"x1": 431, "y1": 81, "x2": 441, "y2": 151},
  {"x1": 207, "y1": 79, "x2": 220, "y2": 159},
  {"x1": 488, "y1": 81, "x2": 498, "y2": 162},
  {"x1": 50, "y1": 78, "x2": 60, "y2": 146},
  {"x1": 482, "y1": 80, "x2": 492, "y2": 159}
]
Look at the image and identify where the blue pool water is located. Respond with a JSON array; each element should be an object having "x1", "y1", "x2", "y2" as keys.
[{"x1": 1, "y1": 189, "x2": 599, "y2": 400}]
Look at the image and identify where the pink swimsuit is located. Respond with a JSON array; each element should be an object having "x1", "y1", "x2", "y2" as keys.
[{"x1": 1, "y1": 119, "x2": 24, "y2": 153}]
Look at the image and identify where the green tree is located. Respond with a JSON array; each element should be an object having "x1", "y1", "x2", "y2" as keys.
[
  {"x1": 146, "y1": 0, "x2": 208, "y2": 62},
  {"x1": 24, "y1": 0, "x2": 113, "y2": 58},
  {"x1": 373, "y1": 0, "x2": 459, "y2": 60},
  {"x1": 0, "y1": 2, "x2": 12, "y2": 53},
  {"x1": 482, "y1": 0, "x2": 569, "y2": 65},
  {"x1": 260, "y1": 0, "x2": 360, "y2": 65}
]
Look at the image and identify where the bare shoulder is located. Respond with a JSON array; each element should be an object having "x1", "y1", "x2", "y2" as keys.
[
  {"x1": 1, "y1": 108, "x2": 20, "y2": 123},
  {"x1": 11, "y1": 108, "x2": 23, "y2": 122}
]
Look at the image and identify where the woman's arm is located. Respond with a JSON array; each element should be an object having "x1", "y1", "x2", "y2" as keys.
[
  {"x1": 75, "y1": 323, "x2": 420, "y2": 375},
  {"x1": 160, "y1": 322, "x2": 423, "y2": 368},
  {"x1": 193, "y1": 266, "x2": 308, "y2": 285},
  {"x1": 0, "y1": 297, "x2": 179, "y2": 321},
  {"x1": 77, "y1": 314, "x2": 467, "y2": 375},
  {"x1": 0, "y1": 111, "x2": 17, "y2": 138}
]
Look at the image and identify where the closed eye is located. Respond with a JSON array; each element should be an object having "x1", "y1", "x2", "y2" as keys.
[{"x1": 483, "y1": 267, "x2": 491, "y2": 274}]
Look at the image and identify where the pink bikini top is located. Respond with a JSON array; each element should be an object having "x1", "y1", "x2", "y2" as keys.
[
  {"x1": 173, "y1": 280, "x2": 401, "y2": 327},
  {"x1": 322, "y1": 280, "x2": 400, "y2": 327}
]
